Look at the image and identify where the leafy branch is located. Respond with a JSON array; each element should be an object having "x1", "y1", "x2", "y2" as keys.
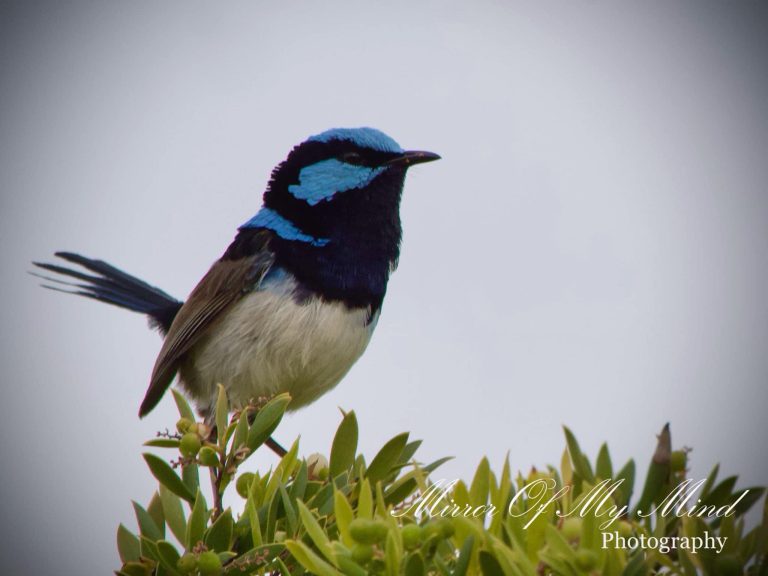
[{"x1": 116, "y1": 389, "x2": 768, "y2": 576}]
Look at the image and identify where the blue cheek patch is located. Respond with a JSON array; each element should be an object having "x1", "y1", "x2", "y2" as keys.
[
  {"x1": 288, "y1": 159, "x2": 385, "y2": 206},
  {"x1": 240, "y1": 207, "x2": 329, "y2": 246}
]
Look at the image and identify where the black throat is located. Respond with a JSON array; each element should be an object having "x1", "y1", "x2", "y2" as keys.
[{"x1": 269, "y1": 167, "x2": 405, "y2": 313}]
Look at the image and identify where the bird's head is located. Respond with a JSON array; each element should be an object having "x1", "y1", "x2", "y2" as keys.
[
  {"x1": 243, "y1": 127, "x2": 439, "y2": 245},
  {"x1": 239, "y1": 127, "x2": 439, "y2": 309}
]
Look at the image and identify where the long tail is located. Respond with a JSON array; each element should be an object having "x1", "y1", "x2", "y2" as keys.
[
  {"x1": 31, "y1": 252, "x2": 288, "y2": 456},
  {"x1": 32, "y1": 252, "x2": 183, "y2": 335}
]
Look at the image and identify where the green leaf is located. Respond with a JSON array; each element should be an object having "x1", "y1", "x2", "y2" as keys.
[
  {"x1": 185, "y1": 490, "x2": 208, "y2": 551},
  {"x1": 247, "y1": 393, "x2": 291, "y2": 452},
  {"x1": 247, "y1": 498, "x2": 262, "y2": 547},
  {"x1": 144, "y1": 438, "x2": 181, "y2": 449},
  {"x1": 205, "y1": 508, "x2": 233, "y2": 552},
  {"x1": 329, "y1": 410, "x2": 358, "y2": 478},
  {"x1": 147, "y1": 491, "x2": 166, "y2": 539},
  {"x1": 478, "y1": 550, "x2": 504, "y2": 576},
  {"x1": 404, "y1": 552, "x2": 425, "y2": 576},
  {"x1": 700, "y1": 464, "x2": 720, "y2": 500},
  {"x1": 596, "y1": 443, "x2": 613, "y2": 480},
  {"x1": 232, "y1": 410, "x2": 249, "y2": 452},
  {"x1": 398, "y1": 440, "x2": 422, "y2": 467},
  {"x1": 214, "y1": 384, "x2": 229, "y2": 450},
  {"x1": 155, "y1": 540, "x2": 181, "y2": 572},
  {"x1": 614, "y1": 459, "x2": 636, "y2": 509},
  {"x1": 563, "y1": 426, "x2": 595, "y2": 483},
  {"x1": 729, "y1": 486, "x2": 765, "y2": 517},
  {"x1": 285, "y1": 539, "x2": 342, "y2": 576},
  {"x1": 143, "y1": 453, "x2": 195, "y2": 504},
  {"x1": 290, "y1": 461, "x2": 309, "y2": 502},
  {"x1": 172, "y1": 389, "x2": 196, "y2": 422},
  {"x1": 621, "y1": 551, "x2": 647, "y2": 576},
  {"x1": 469, "y1": 458, "x2": 490, "y2": 511},
  {"x1": 422, "y1": 456, "x2": 453, "y2": 475},
  {"x1": 337, "y1": 554, "x2": 369, "y2": 576},
  {"x1": 358, "y1": 478, "x2": 373, "y2": 519},
  {"x1": 334, "y1": 489, "x2": 354, "y2": 547},
  {"x1": 181, "y1": 462, "x2": 199, "y2": 498},
  {"x1": 279, "y1": 484, "x2": 298, "y2": 536},
  {"x1": 139, "y1": 536, "x2": 160, "y2": 561},
  {"x1": 385, "y1": 529, "x2": 401, "y2": 576},
  {"x1": 296, "y1": 500, "x2": 335, "y2": 563},
  {"x1": 384, "y1": 477, "x2": 418, "y2": 507},
  {"x1": 117, "y1": 524, "x2": 141, "y2": 563},
  {"x1": 634, "y1": 424, "x2": 671, "y2": 517},
  {"x1": 453, "y1": 535, "x2": 474, "y2": 576},
  {"x1": 132, "y1": 501, "x2": 163, "y2": 541},
  {"x1": 159, "y1": 484, "x2": 187, "y2": 545},
  {"x1": 366, "y1": 432, "x2": 409, "y2": 484},
  {"x1": 700, "y1": 476, "x2": 738, "y2": 508}
]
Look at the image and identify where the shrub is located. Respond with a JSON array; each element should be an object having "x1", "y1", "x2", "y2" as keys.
[{"x1": 116, "y1": 387, "x2": 767, "y2": 575}]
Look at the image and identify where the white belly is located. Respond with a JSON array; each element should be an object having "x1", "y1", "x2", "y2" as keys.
[{"x1": 179, "y1": 281, "x2": 377, "y2": 416}]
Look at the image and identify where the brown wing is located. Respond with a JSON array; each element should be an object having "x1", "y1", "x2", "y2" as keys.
[{"x1": 139, "y1": 234, "x2": 274, "y2": 416}]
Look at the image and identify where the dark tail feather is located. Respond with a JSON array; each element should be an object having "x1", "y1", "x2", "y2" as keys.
[{"x1": 32, "y1": 252, "x2": 183, "y2": 335}]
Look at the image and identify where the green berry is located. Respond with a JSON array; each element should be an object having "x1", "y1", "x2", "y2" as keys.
[
  {"x1": 236, "y1": 472, "x2": 255, "y2": 498},
  {"x1": 561, "y1": 517, "x2": 582, "y2": 541},
  {"x1": 350, "y1": 543, "x2": 374, "y2": 564},
  {"x1": 438, "y1": 519, "x2": 454, "y2": 539},
  {"x1": 422, "y1": 521, "x2": 443, "y2": 542},
  {"x1": 198, "y1": 446, "x2": 219, "y2": 467},
  {"x1": 670, "y1": 450, "x2": 687, "y2": 472},
  {"x1": 197, "y1": 550, "x2": 222, "y2": 576},
  {"x1": 401, "y1": 523, "x2": 422, "y2": 549},
  {"x1": 179, "y1": 432, "x2": 202, "y2": 457},
  {"x1": 176, "y1": 418, "x2": 194, "y2": 434},
  {"x1": 575, "y1": 549, "x2": 598, "y2": 571},
  {"x1": 349, "y1": 518, "x2": 388, "y2": 544},
  {"x1": 176, "y1": 553, "x2": 197, "y2": 573},
  {"x1": 617, "y1": 521, "x2": 633, "y2": 538}
]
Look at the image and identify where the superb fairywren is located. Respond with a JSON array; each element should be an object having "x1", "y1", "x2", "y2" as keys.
[{"x1": 35, "y1": 127, "x2": 439, "y2": 445}]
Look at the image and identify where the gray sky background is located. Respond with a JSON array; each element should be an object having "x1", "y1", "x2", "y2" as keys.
[{"x1": 1, "y1": 1, "x2": 767, "y2": 573}]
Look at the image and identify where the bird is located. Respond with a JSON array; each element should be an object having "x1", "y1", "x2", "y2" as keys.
[{"x1": 33, "y1": 127, "x2": 439, "y2": 452}]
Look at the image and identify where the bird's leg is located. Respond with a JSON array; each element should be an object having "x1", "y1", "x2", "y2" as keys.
[{"x1": 265, "y1": 436, "x2": 288, "y2": 457}]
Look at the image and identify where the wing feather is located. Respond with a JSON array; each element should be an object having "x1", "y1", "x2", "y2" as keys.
[{"x1": 139, "y1": 231, "x2": 274, "y2": 416}]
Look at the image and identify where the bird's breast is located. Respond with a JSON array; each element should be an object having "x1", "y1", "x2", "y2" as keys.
[{"x1": 179, "y1": 271, "x2": 378, "y2": 416}]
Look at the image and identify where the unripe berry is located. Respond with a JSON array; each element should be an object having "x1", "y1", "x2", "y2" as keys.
[
  {"x1": 349, "y1": 518, "x2": 388, "y2": 544},
  {"x1": 561, "y1": 517, "x2": 582, "y2": 541},
  {"x1": 575, "y1": 549, "x2": 598, "y2": 571},
  {"x1": 236, "y1": 472, "x2": 255, "y2": 498},
  {"x1": 197, "y1": 550, "x2": 222, "y2": 576},
  {"x1": 176, "y1": 418, "x2": 194, "y2": 434},
  {"x1": 179, "y1": 433, "x2": 202, "y2": 457},
  {"x1": 401, "y1": 523, "x2": 422, "y2": 549},
  {"x1": 198, "y1": 446, "x2": 219, "y2": 467},
  {"x1": 617, "y1": 521, "x2": 633, "y2": 538},
  {"x1": 176, "y1": 553, "x2": 197, "y2": 573},
  {"x1": 350, "y1": 543, "x2": 374, "y2": 564},
  {"x1": 422, "y1": 521, "x2": 443, "y2": 542},
  {"x1": 438, "y1": 519, "x2": 454, "y2": 539}
]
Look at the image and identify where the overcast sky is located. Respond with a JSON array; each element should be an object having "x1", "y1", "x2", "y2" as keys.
[{"x1": 1, "y1": 1, "x2": 767, "y2": 573}]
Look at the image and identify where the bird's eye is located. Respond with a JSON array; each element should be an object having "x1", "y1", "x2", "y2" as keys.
[{"x1": 340, "y1": 151, "x2": 363, "y2": 165}]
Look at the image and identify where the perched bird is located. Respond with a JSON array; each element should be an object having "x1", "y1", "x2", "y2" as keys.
[{"x1": 34, "y1": 127, "x2": 439, "y2": 444}]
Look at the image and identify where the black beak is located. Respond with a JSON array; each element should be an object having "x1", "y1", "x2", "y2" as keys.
[{"x1": 386, "y1": 150, "x2": 441, "y2": 167}]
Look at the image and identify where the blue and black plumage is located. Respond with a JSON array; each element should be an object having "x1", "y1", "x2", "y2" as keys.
[{"x1": 34, "y1": 127, "x2": 439, "y2": 432}]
